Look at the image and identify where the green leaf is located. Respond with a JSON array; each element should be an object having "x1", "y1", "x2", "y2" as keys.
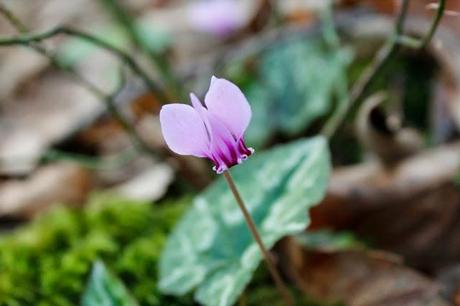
[
  {"x1": 244, "y1": 39, "x2": 352, "y2": 148},
  {"x1": 159, "y1": 136, "x2": 331, "y2": 306},
  {"x1": 294, "y1": 230, "x2": 364, "y2": 251},
  {"x1": 82, "y1": 260, "x2": 139, "y2": 306}
]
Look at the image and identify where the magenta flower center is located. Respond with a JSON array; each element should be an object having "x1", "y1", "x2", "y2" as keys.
[{"x1": 208, "y1": 135, "x2": 254, "y2": 174}]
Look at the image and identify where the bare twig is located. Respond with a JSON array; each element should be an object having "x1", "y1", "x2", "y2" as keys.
[
  {"x1": 397, "y1": 0, "x2": 446, "y2": 49},
  {"x1": 0, "y1": 25, "x2": 169, "y2": 102},
  {"x1": 41, "y1": 148, "x2": 137, "y2": 170},
  {"x1": 326, "y1": 0, "x2": 447, "y2": 137},
  {"x1": 0, "y1": 4, "x2": 28, "y2": 32},
  {"x1": 100, "y1": 0, "x2": 184, "y2": 99},
  {"x1": 419, "y1": 0, "x2": 446, "y2": 49},
  {"x1": 0, "y1": 3, "x2": 103, "y2": 97},
  {"x1": 0, "y1": 5, "x2": 210, "y2": 188},
  {"x1": 322, "y1": 0, "x2": 411, "y2": 138},
  {"x1": 0, "y1": 5, "x2": 162, "y2": 157},
  {"x1": 319, "y1": 3, "x2": 350, "y2": 137},
  {"x1": 102, "y1": 68, "x2": 161, "y2": 158},
  {"x1": 343, "y1": 0, "x2": 410, "y2": 124}
]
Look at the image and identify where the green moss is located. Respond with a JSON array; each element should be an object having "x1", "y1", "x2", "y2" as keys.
[{"x1": 0, "y1": 194, "x2": 194, "y2": 306}]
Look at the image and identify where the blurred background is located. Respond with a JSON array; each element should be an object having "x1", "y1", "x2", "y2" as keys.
[{"x1": 1, "y1": 0, "x2": 460, "y2": 305}]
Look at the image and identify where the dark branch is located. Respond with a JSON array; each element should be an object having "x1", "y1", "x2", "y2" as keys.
[
  {"x1": 0, "y1": 26, "x2": 170, "y2": 102},
  {"x1": 419, "y1": 0, "x2": 446, "y2": 49},
  {"x1": 99, "y1": 0, "x2": 184, "y2": 99},
  {"x1": 322, "y1": 0, "x2": 411, "y2": 138}
]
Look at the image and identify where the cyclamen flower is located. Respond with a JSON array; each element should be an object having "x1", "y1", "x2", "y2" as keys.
[
  {"x1": 160, "y1": 76, "x2": 254, "y2": 174},
  {"x1": 187, "y1": 0, "x2": 245, "y2": 37}
]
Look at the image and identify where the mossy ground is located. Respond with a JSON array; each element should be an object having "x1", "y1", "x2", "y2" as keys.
[{"x1": 0, "y1": 194, "x2": 341, "y2": 306}]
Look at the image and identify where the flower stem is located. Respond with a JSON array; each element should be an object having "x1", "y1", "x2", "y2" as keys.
[{"x1": 223, "y1": 171, "x2": 295, "y2": 306}]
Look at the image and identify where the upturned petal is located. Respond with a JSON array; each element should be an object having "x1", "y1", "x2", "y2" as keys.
[
  {"x1": 159, "y1": 104, "x2": 210, "y2": 157},
  {"x1": 204, "y1": 76, "x2": 252, "y2": 139},
  {"x1": 190, "y1": 93, "x2": 209, "y2": 124}
]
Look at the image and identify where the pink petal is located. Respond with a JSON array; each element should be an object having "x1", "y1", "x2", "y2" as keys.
[
  {"x1": 159, "y1": 104, "x2": 210, "y2": 157},
  {"x1": 207, "y1": 112, "x2": 236, "y2": 156},
  {"x1": 190, "y1": 93, "x2": 207, "y2": 119},
  {"x1": 187, "y1": 0, "x2": 244, "y2": 37},
  {"x1": 204, "y1": 76, "x2": 252, "y2": 139},
  {"x1": 190, "y1": 92, "x2": 203, "y2": 110},
  {"x1": 190, "y1": 92, "x2": 214, "y2": 139}
]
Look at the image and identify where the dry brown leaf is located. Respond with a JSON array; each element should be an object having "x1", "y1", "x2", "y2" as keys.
[
  {"x1": 0, "y1": 162, "x2": 90, "y2": 218},
  {"x1": 356, "y1": 92, "x2": 423, "y2": 165},
  {"x1": 0, "y1": 0, "x2": 106, "y2": 101},
  {"x1": 281, "y1": 241, "x2": 450, "y2": 306},
  {"x1": 0, "y1": 72, "x2": 103, "y2": 175},
  {"x1": 437, "y1": 264, "x2": 460, "y2": 305},
  {"x1": 338, "y1": 0, "x2": 398, "y2": 14},
  {"x1": 310, "y1": 141, "x2": 460, "y2": 270},
  {"x1": 112, "y1": 163, "x2": 173, "y2": 201}
]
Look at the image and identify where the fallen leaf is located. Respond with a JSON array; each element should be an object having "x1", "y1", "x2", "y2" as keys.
[
  {"x1": 0, "y1": 73, "x2": 104, "y2": 175},
  {"x1": 311, "y1": 142, "x2": 460, "y2": 270},
  {"x1": 112, "y1": 163, "x2": 173, "y2": 201},
  {"x1": 281, "y1": 242, "x2": 449, "y2": 306},
  {"x1": 0, "y1": 162, "x2": 91, "y2": 218}
]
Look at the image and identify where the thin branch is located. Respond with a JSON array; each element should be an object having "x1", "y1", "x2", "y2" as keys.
[
  {"x1": 396, "y1": 0, "x2": 446, "y2": 50},
  {"x1": 0, "y1": 5, "x2": 211, "y2": 188},
  {"x1": 319, "y1": 3, "x2": 350, "y2": 137},
  {"x1": 0, "y1": 4, "x2": 162, "y2": 157},
  {"x1": 0, "y1": 26, "x2": 170, "y2": 102},
  {"x1": 328, "y1": 0, "x2": 446, "y2": 137},
  {"x1": 0, "y1": 147, "x2": 137, "y2": 173},
  {"x1": 100, "y1": 0, "x2": 184, "y2": 99},
  {"x1": 102, "y1": 68, "x2": 161, "y2": 158},
  {"x1": 40, "y1": 148, "x2": 137, "y2": 170},
  {"x1": 350, "y1": 0, "x2": 409, "y2": 113},
  {"x1": 0, "y1": 4, "x2": 99, "y2": 93},
  {"x1": 419, "y1": 0, "x2": 446, "y2": 49},
  {"x1": 322, "y1": 0, "x2": 411, "y2": 138},
  {"x1": 0, "y1": 4, "x2": 28, "y2": 32}
]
